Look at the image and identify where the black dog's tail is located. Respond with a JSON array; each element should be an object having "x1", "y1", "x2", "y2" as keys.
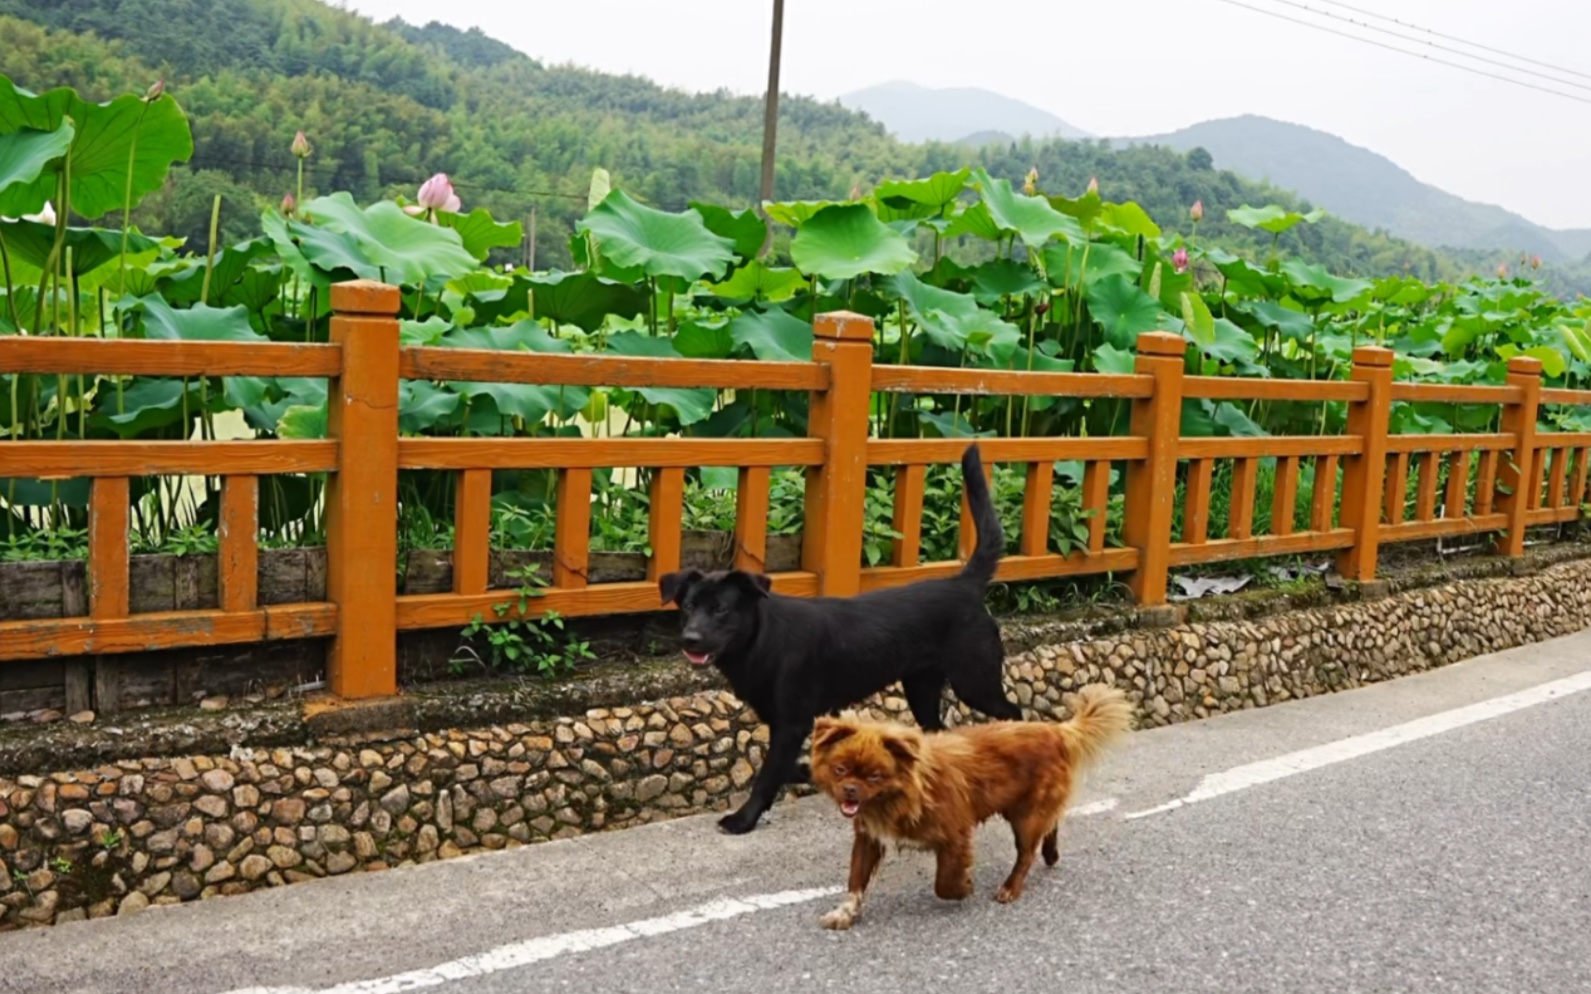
[{"x1": 959, "y1": 443, "x2": 1003, "y2": 586}]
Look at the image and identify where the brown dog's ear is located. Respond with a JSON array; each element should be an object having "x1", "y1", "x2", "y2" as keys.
[
  {"x1": 658, "y1": 569, "x2": 703, "y2": 607},
  {"x1": 810, "y1": 717, "x2": 857, "y2": 754},
  {"x1": 881, "y1": 731, "x2": 921, "y2": 770},
  {"x1": 729, "y1": 570, "x2": 772, "y2": 598}
]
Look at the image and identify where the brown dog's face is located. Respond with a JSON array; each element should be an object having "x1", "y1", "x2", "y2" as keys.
[{"x1": 810, "y1": 717, "x2": 921, "y2": 820}]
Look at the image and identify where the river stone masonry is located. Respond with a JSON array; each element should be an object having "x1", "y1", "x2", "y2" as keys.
[{"x1": 5, "y1": 554, "x2": 1591, "y2": 929}]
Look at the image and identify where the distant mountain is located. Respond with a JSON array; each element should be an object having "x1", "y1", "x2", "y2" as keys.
[
  {"x1": 1121, "y1": 115, "x2": 1590, "y2": 263},
  {"x1": 839, "y1": 81, "x2": 1091, "y2": 145}
]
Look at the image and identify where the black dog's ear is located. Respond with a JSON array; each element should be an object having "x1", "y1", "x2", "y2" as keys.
[
  {"x1": 658, "y1": 569, "x2": 703, "y2": 607},
  {"x1": 729, "y1": 570, "x2": 773, "y2": 598}
]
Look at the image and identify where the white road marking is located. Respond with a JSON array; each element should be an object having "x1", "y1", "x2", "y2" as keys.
[
  {"x1": 1125, "y1": 668, "x2": 1591, "y2": 820},
  {"x1": 1070, "y1": 797, "x2": 1119, "y2": 817},
  {"x1": 215, "y1": 886, "x2": 838, "y2": 994}
]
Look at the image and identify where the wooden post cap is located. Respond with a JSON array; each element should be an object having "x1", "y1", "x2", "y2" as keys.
[
  {"x1": 1505, "y1": 355, "x2": 1544, "y2": 375},
  {"x1": 1350, "y1": 346, "x2": 1394, "y2": 368},
  {"x1": 1134, "y1": 331, "x2": 1187, "y2": 356},
  {"x1": 330, "y1": 280, "x2": 402, "y2": 316},
  {"x1": 813, "y1": 311, "x2": 875, "y2": 342}
]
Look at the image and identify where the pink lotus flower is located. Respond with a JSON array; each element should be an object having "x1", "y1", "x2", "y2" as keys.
[
  {"x1": 1190, "y1": 200, "x2": 1204, "y2": 223},
  {"x1": 1086, "y1": 176, "x2": 1099, "y2": 195},
  {"x1": 291, "y1": 130, "x2": 311, "y2": 159},
  {"x1": 1531, "y1": 255, "x2": 1542, "y2": 270},
  {"x1": 144, "y1": 79, "x2": 165, "y2": 102},
  {"x1": 281, "y1": 193, "x2": 296, "y2": 217},
  {"x1": 1497, "y1": 263, "x2": 1509, "y2": 279},
  {"x1": 849, "y1": 182, "x2": 863, "y2": 201},
  {"x1": 1172, "y1": 246, "x2": 1190, "y2": 274},
  {"x1": 416, "y1": 173, "x2": 461, "y2": 213}
]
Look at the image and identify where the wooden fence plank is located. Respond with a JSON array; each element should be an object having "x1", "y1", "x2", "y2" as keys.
[
  {"x1": 400, "y1": 348, "x2": 826, "y2": 391},
  {"x1": 1272, "y1": 455, "x2": 1300, "y2": 536},
  {"x1": 400, "y1": 438, "x2": 824, "y2": 470},
  {"x1": 452, "y1": 469, "x2": 493, "y2": 596},
  {"x1": 0, "y1": 337, "x2": 341, "y2": 377},
  {"x1": 734, "y1": 466, "x2": 771, "y2": 573},
  {"x1": 553, "y1": 468, "x2": 593, "y2": 589},
  {"x1": 648, "y1": 467, "x2": 686, "y2": 581},
  {"x1": 1310, "y1": 454, "x2": 1338, "y2": 532},
  {"x1": 1020, "y1": 461, "x2": 1053, "y2": 557},
  {"x1": 1229, "y1": 458, "x2": 1258, "y2": 540},
  {"x1": 218, "y1": 475, "x2": 259, "y2": 613},
  {"x1": 1444, "y1": 451, "x2": 1471, "y2": 520},
  {"x1": 1083, "y1": 460, "x2": 1111, "y2": 554},
  {"x1": 891, "y1": 464, "x2": 926, "y2": 568},
  {"x1": 1183, "y1": 458, "x2": 1214, "y2": 545}
]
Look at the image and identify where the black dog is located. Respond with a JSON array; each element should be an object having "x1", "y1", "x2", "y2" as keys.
[{"x1": 658, "y1": 443, "x2": 1022, "y2": 835}]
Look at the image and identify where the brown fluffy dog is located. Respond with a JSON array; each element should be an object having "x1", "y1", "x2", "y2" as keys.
[{"x1": 810, "y1": 684, "x2": 1132, "y2": 929}]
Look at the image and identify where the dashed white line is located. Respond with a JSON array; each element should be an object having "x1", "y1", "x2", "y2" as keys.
[
  {"x1": 216, "y1": 886, "x2": 840, "y2": 994},
  {"x1": 1125, "y1": 668, "x2": 1591, "y2": 820}
]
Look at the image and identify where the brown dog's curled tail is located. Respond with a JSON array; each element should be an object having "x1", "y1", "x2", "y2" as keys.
[{"x1": 1056, "y1": 684, "x2": 1133, "y2": 768}]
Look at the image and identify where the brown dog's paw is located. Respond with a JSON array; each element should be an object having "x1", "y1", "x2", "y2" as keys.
[
  {"x1": 820, "y1": 906, "x2": 858, "y2": 930},
  {"x1": 993, "y1": 883, "x2": 1023, "y2": 904}
]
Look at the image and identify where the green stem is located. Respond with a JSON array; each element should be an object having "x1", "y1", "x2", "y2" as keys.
[
  {"x1": 0, "y1": 228, "x2": 21, "y2": 333},
  {"x1": 117, "y1": 101, "x2": 152, "y2": 295},
  {"x1": 200, "y1": 193, "x2": 222, "y2": 305}
]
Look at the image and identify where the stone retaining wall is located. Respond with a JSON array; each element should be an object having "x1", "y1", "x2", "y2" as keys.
[{"x1": 5, "y1": 555, "x2": 1591, "y2": 929}]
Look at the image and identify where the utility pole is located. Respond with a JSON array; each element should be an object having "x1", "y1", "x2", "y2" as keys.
[{"x1": 758, "y1": 0, "x2": 785, "y2": 256}]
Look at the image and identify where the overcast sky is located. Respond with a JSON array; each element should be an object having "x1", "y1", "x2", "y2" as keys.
[{"x1": 349, "y1": 0, "x2": 1591, "y2": 229}]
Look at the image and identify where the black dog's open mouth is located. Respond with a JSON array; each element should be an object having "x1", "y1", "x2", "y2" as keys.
[
  {"x1": 840, "y1": 800, "x2": 860, "y2": 818},
  {"x1": 683, "y1": 650, "x2": 713, "y2": 666}
]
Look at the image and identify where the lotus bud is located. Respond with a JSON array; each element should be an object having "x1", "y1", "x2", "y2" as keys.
[
  {"x1": 1172, "y1": 246, "x2": 1190, "y2": 274},
  {"x1": 1190, "y1": 199, "x2": 1204, "y2": 223},
  {"x1": 1034, "y1": 300, "x2": 1051, "y2": 317},
  {"x1": 417, "y1": 173, "x2": 458, "y2": 212},
  {"x1": 281, "y1": 193, "x2": 296, "y2": 217},
  {"x1": 1531, "y1": 255, "x2": 1542, "y2": 270},
  {"x1": 849, "y1": 182, "x2": 862, "y2": 201},
  {"x1": 291, "y1": 130, "x2": 311, "y2": 159},
  {"x1": 23, "y1": 201, "x2": 56, "y2": 226},
  {"x1": 1023, "y1": 167, "x2": 1039, "y2": 196},
  {"x1": 1497, "y1": 263, "x2": 1509, "y2": 279},
  {"x1": 1086, "y1": 176, "x2": 1099, "y2": 195},
  {"x1": 144, "y1": 79, "x2": 165, "y2": 102}
]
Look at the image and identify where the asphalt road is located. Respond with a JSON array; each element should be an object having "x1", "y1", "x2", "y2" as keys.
[{"x1": 5, "y1": 633, "x2": 1591, "y2": 994}]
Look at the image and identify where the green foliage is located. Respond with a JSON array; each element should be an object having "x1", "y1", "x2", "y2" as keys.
[{"x1": 455, "y1": 565, "x2": 595, "y2": 677}]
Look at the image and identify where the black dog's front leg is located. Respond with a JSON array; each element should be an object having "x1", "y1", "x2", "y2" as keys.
[{"x1": 718, "y1": 721, "x2": 811, "y2": 835}]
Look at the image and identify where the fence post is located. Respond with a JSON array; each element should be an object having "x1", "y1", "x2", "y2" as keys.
[
  {"x1": 802, "y1": 311, "x2": 874, "y2": 597},
  {"x1": 1493, "y1": 355, "x2": 1543, "y2": 558},
  {"x1": 1334, "y1": 345, "x2": 1394, "y2": 581},
  {"x1": 1123, "y1": 331, "x2": 1187, "y2": 606},
  {"x1": 325, "y1": 280, "x2": 401, "y2": 699}
]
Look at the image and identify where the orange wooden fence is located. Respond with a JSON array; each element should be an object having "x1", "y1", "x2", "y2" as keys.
[{"x1": 3, "y1": 278, "x2": 1589, "y2": 699}]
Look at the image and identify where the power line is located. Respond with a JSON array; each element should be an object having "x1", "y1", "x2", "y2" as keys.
[
  {"x1": 1263, "y1": 0, "x2": 1591, "y2": 93},
  {"x1": 1209, "y1": 0, "x2": 1591, "y2": 107},
  {"x1": 1312, "y1": 0, "x2": 1591, "y2": 83}
]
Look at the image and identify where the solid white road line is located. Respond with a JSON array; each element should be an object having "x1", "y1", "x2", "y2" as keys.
[
  {"x1": 1070, "y1": 797, "x2": 1120, "y2": 817},
  {"x1": 218, "y1": 887, "x2": 841, "y2": 994},
  {"x1": 1125, "y1": 667, "x2": 1591, "y2": 820}
]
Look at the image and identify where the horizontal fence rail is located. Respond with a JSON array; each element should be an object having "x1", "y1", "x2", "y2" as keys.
[{"x1": 3, "y1": 279, "x2": 1590, "y2": 699}]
